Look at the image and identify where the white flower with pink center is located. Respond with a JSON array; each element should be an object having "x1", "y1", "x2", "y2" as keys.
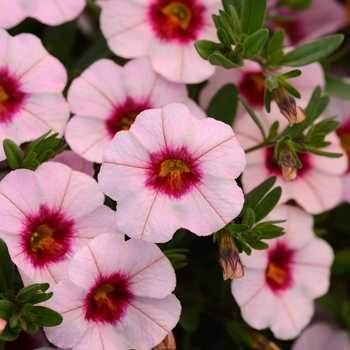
[
  {"x1": 0, "y1": 28, "x2": 69, "y2": 161},
  {"x1": 233, "y1": 102, "x2": 348, "y2": 214},
  {"x1": 0, "y1": 162, "x2": 117, "y2": 287},
  {"x1": 231, "y1": 205, "x2": 334, "y2": 340},
  {"x1": 98, "y1": 103, "x2": 246, "y2": 243},
  {"x1": 0, "y1": 0, "x2": 86, "y2": 29},
  {"x1": 199, "y1": 60, "x2": 324, "y2": 112},
  {"x1": 98, "y1": 0, "x2": 221, "y2": 83},
  {"x1": 65, "y1": 57, "x2": 205, "y2": 163},
  {"x1": 44, "y1": 232, "x2": 181, "y2": 350},
  {"x1": 292, "y1": 322, "x2": 350, "y2": 350}
]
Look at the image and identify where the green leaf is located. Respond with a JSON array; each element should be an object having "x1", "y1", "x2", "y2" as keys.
[
  {"x1": 0, "y1": 300, "x2": 14, "y2": 320},
  {"x1": 20, "y1": 304, "x2": 34, "y2": 317},
  {"x1": 217, "y1": 27, "x2": 232, "y2": 49},
  {"x1": 280, "y1": 34, "x2": 344, "y2": 66},
  {"x1": 242, "y1": 208, "x2": 255, "y2": 228},
  {"x1": 264, "y1": 74, "x2": 278, "y2": 92},
  {"x1": 267, "y1": 29, "x2": 285, "y2": 58},
  {"x1": 3, "y1": 139, "x2": 23, "y2": 169},
  {"x1": 264, "y1": 88, "x2": 272, "y2": 113},
  {"x1": 306, "y1": 145, "x2": 344, "y2": 158},
  {"x1": 325, "y1": 75, "x2": 350, "y2": 100},
  {"x1": 257, "y1": 224, "x2": 285, "y2": 239},
  {"x1": 209, "y1": 51, "x2": 243, "y2": 68},
  {"x1": 254, "y1": 187, "x2": 282, "y2": 222},
  {"x1": 0, "y1": 238, "x2": 14, "y2": 293},
  {"x1": 267, "y1": 120, "x2": 279, "y2": 140},
  {"x1": 25, "y1": 130, "x2": 52, "y2": 155},
  {"x1": 25, "y1": 323, "x2": 39, "y2": 334},
  {"x1": 228, "y1": 223, "x2": 250, "y2": 233},
  {"x1": 0, "y1": 324, "x2": 20, "y2": 341},
  {"x1": 278, "y1": 69, "x2": 302, "y2": 80},
  {"x1": 31, "y1": 306, "x2": 63, "y2": 327},
  {"x1": 243, "y1": 28, "x2": 269, "y2": 59},
  {"x1": 16, "y1": 283, "x2": 50, "y2": 306},
  {"x1": 227, "y1": 5, "x2": 242, "y2": 42},
  {"x1": 238, "y1": 176, "x2": 277, "y2": 218},
  {"x1": 238, "y1": 95, "x2": 266, "y2": 140},
  {"x1": 222, "y1": 0, "x2": 242, "y2": 16},
  {"x1": 243, "y1": 229, "x2": 262, "y2": 241},
  {"x1": 179, "y1": 307, "x2": 199, "y2": 332},
  {"x1": 206, "y1": 83, "x2": 238, "y2": 126},
  {"x1": 240, "y1": 0, "x2": 267, "y2": 36},
  {"x1": 218, "y1": 11, "x2": 237, "y2": 45},
  {"x1": 278, "y1": 79, "x2": 301, "y2": 98},
  {"x1": 247, "y1": 240, "x2": 269, "y2": 250}
]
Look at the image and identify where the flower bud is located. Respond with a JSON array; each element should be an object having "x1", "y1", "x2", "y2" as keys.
[
  {"x1": 249, "y1": 331, "x2": 281, "y2": 350},
  {"x1": 154, "y1": 331, "x2": 176, "y2": 350},
  {"x1": 278, "y1": 149, "x2": 298, "y2": 181},
  {"x1": 219, "y1": 230, "x2": 244, "y2": 280},
  {"x1": 273, "y1": 86, "x2": 306, "y2": 126}
]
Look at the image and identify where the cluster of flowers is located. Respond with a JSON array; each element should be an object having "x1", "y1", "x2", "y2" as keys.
[{"x1": 0, "y1": 0, "x2": 349, "y2": 349}]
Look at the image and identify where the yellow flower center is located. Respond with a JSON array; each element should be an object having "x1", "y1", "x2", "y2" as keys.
[
  {"x1": 0, "y1": 85, "x2": 9, "y2": 102},
  {"x1": 117, "y1": 112, "x2": 138, "y2": 131},
  {"x1": 161, "y1": 2, "x2": 192, "y2": 30},
  {"x1": 266, "y1": 262, "x2": 288, "y2": 286},
  {"x1": 30, "y1": 224, "x2": 55, "y2": 253},
  {"x1": 159, "y1": 159, "x2": 190, "y2": 177},
  {"x1": 93, "y1": 283, "x2": 115, "y2": 302}
]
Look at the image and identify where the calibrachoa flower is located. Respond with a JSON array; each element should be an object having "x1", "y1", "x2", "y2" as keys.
[
  {"x1": 231, "y1": 205, "x2": 334, "y2": 340},
  {"x1": 51, "y1": 150, "x2": 95, "y2": 177},
  {"x1": 0, "y1": 0, "x2": 86, "y2": 29},
  {"x1": 0, "y1": 162, "x2": 116, "y2": 287},
  {"x1": 65, "y1": 57, "x2": 205, "y2": 163},
  {"x1": 0, "y1": 28, "x2": 69, "y2": 161},
  {"x1": 44, "y1": 232, "x2": 181, "y2": 350},
  {"x1": 292, "y1": 322, "x2": 350, "y2": 350},
  {"x1": 233, "y1": 103, "x2": 348, "y2": 214},
  {"x1": 98, "y1": 0, "x2": 221, "y2": 83},
  {"x1": 270, "y1": 0, "x2": 347, "y2": 46},
  {"x1": 99, "y1": 103, "x2": 246, "y2": 243}
]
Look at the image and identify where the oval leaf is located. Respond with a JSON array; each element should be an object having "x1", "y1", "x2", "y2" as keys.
[{"x1": 243, "y1": 28, "x2": 269, "y2": 59}]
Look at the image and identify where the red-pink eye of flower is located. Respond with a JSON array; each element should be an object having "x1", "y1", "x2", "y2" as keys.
[
  {"x1": 0, "y1": 66, "x2": 27, "y2": 124},
  {"x1": 148, "y1": 0, "x2": 206, "y2": 44},
  {"x1": 238, "y1": 71, "x2": 265, "y2": 107},
  {"x1": 84, "y1": 273, "x2": 134, "y2": 325},
  {"x1": 105, "y1": 96, "x2": 152, "y2": 138},
  {"x1": 20, "y1": 205, "x2": 75, "y2": 268},
  {"x1": 145, "y1": 146, "x2": 203, "y2": 199},
  {"x1": 265, "y1": 147, "x2": 311, "y2": 179},
  {"x1": 265, "y1": 241, "x2": 295, "y2": 293},
  {"x1": 336, "y1": 120, "x2": 350, "y2": 174}
]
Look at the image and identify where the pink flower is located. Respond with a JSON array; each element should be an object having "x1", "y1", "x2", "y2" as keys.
[
  {"x1": 270, "y1": 0, "x2": 347, "y2": 46},
  {"x1": 44, "y1": 232, "x2": 181, "y2": 350},
  {"x1": 231, "y1": 205, "x2": 334, "y2": 340},
  {"x1": 98, "y1": 0, "x2": 221, "y2": 83},
  {"x1": 0, "y1": 0, "x2": 86, "y2": 28},
  {"x1": 0, "y1": 28, "x2": 69, "y2": 161},
  {"x1": 199, "y1": 60, "x2": 324, "y2": 112},
  {"x1": 99, "y1": 103, "x2": 246, "y2": 243},
  {"x1": 233, "y1": 102, "x2": 348, "y2": 214},
  {"x1": 0, "y1": 162, "x2": 116, "y2": 287},
  {"x1": 65, "y1": 57, "x2": 206, "y2": 163},
  {"x1": 292, "y1": 322, "x2": 350, "y2": 350},
  {"x1": 51, "y1": 150, "x2": 95, "y2": 177},
  {"x1": 324, "y1": 95, "x2": 350, "y2": 204}
]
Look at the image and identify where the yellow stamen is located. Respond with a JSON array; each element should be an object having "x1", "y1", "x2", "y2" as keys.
[
  {"x1": 118, "y1": 112, "x2": 138, "y2": 131},
  {"x1": 159, "y1": 159, "x2": 190, "y2": 177},
  {"x1": 93, "y1": 284, "x2": 115, "y2": 301},
  {"x1": 161, "y1": 2, "x2": 192, "y2": 30},
  {"x1": 30, "y1": 224, "x2": 54, "y2": 252},
  {"x1": 0, "y1": 86, "x2": 9, "y2": 102},
  {"x1": 266, "y1": 263, "x2": 288, "y2": 285}
]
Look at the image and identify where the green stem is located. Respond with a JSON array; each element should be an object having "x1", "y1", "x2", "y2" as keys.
[{"x1": 244, "y1": 141, "x2": 275, "y2": 154}]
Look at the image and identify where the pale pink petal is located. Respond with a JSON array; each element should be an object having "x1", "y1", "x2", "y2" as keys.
[
  {"x1": 292, "y1": 323, "x2": 333, "y2": 350},
  {"x1": 67, "y1": 59, "x2": 125, "y2": 117},
  {"x1": 271, "y1": 289, "x2": 314, "y2": 340},
  {"x1": 44, "y1": 280, "x2": 87, "y2": 348},
  {"x1": 65, "y1": 116, "x2": 110, "y2": 163},
  {"x1": 181, "y1": 97, "x2": 207, "y2": 120},
  {"x1": 328, "y1": 330, "x2": 350, "y2": 350},
  {"x1": 23, "y1": 0, "x2": 86, "y2": 26},
  {"x1": 51, "y1": 150, "x2": 95, "y2": 176},
  {"x1": 232, "y1": 269, "x2": 277, "y2": 330},
  {"x1": 119, "y1": 295, "x2": 181, "y2": 350},
  {"x1": 0, "y1": 0, "x2": 25, "y2": 29}
]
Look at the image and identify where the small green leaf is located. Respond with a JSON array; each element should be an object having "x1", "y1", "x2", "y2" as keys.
[
  {"x1": 280, "y1": 34, "x2": 344, "y2": 66},
  {"x1": 20, "y1": 304, "x2": 34, "y2": 317},
  {"x1": 278, "y1": 79, "x2": 301, "y2": 98},
  {"x1": 25, "y1": 130, "x2": 52, "y2": 155},
  {"x1": 264, "y1": 88, "x2": 272, "y2": 113},
  {"x1": 222, "y1": 0, "x2": 242, "y2": 17},
  {"x1": 264, "y1": 74, "x2": 278, "y2": 92},
  {"x1": 267, "y1": 29, "x2": 285, "y2": 58},
  {"x1": 31, "y1": 306, "x2": 63, "y2": 327},
  {"x1": 306, "y1": 145, "x2": 344, "y2": 158},
  {"x1": 242, "y1": 208, "x2": 255, "y2": 228},
  {"x1": 0, "y1": 324, "x2": 20, "y2": 341},
  {"x1": 217, "y1": 28, "x2": 233, "y2": 49},
  {"x1": 243, "y1": 28, "x2": 269, "y2": 59},
  {"x1": 206, "y1": 84, "x2": 238, "y2": 126},
  {"x1": 240, "y1": 0, "x2": 267, "y2": 35},
  {"x1": 325, "y1": 75, "x2": 350, "y2": 100},
  {"x1": 247, "y1": 240, "x2": 269, "y2": 250},
  {"x1": 238, "y1": 176, "x2": 277, "y2": 218},
  {"x1": 179, "y1": 307, "x2": 199, "y2": 332},
  {"x1": 218, "y1": 11, "x2": 237, "y2": 45},
  {"x1": 25, "y1": 323, "x2": 39, "y2": 334},
  {"x1": 228, "y1": 223, "x2": 250, "y2": 233},
  {"x1": 3, "y1": 139, "x2": 23, "y2": 169},
  {"x1": 254, "y1": 187, "x2": 282, "y2": 222},
  {"x1": 0, "y1": 238, "x2": 14, "y2": 293},
  {"x1": 278, "y1": 69, "x2": 302, "y2": 80},
  {"x1": 267, "y1": 121, "x2": 279, "y2": 140},
  {"x1": 16, "y1": 283, "x2": 50, "y2": 306},
  {"x1": 238, "y1": 96, "x2": 266, "y2": 140},
  {"x1": 208, "y1": 51, "x2": 243, "y2": 68},
  {"x1": 227, "y1": 5, "x2": 242, "y2": 42},
  {"x1": 0, "y1": 300, "x2": 14, "y2": 320}
]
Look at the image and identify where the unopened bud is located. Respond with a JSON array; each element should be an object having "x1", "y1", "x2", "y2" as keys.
[
  {"x1": 273, "y1": 87, "x2": 306, "y2": 126},
  {"x1": 249, "y1": 331, "x2": 281, "y2": 350},
  {"x1": 154, "y1": 331, "x2": 176, "y2": 350},
  {"x1": 219, "y1": 230, "x2": 244, "y2": 280},
  {"x1": 278, "y1": 149, "x2": 298, "y2": 181}
]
